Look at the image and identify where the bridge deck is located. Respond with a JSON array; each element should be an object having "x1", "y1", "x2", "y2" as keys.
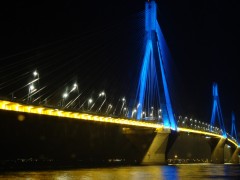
[{"x1": 0, "y1": 100, "x2": 238, "y2": 148}]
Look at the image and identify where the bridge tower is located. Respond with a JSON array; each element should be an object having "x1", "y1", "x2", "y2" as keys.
[
  {"x1": 136, "y1": 0, "x2": 176, "y2": 130},
  {"x1": 210, "y1": 83, "x2": 226, "y2": 137},
  {"x1": 227, "y1": 112, "x2": 240, "y2": 163},
  {"x1": 231, "y1": 112, "x2": 238, "y2": 142},
  {"x1": 133, "y1": 0, "x2": 178, "y2": 165},
  {"x1": 209, "y1": 83, "x2": 227, "y2": 163}
]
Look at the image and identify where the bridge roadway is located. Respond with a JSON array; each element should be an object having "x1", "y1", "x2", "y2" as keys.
[{"x1": 0, "y1": 99, "x2": 239, "y2": 164}]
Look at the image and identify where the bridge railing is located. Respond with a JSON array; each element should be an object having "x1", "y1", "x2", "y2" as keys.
[
  {"x1": 177, "y1": 116, "x2": 222, "y2": 135},
  {"x1": 177, "y1": 116, "x2": 238, "y2": 146}
]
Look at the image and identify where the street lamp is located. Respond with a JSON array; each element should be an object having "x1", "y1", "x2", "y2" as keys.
[
  {"x1": 158, "y1": 109, "x2": 162, "y2": 120},
  {"x1": 89, "y1": 91, "x2": 105, "y2": 111},
  {"x1": 123, "y1": 107, "x2": 127, "y2": 116},
  {"x1": 131, "y1": 109, "x2": 137, "y2": 118},
  {"x1": 63, "y1": 93, "x2": 68, "y2": 98},
  {"x1": 88, "y1": 98, "x2": 93, "y2": 110},
  {"x1": 30, "y1": 85, "x2": 35, "y2": 91},
  {"x1": 137, "y1": 103, "x2": 140, "y2": 109},
  {"x1": 105, "y1": 104, "x2": 112, "y2": 114},
  {"x1": 70, "y1": 83, "x2": 78, "y2": 92},
  {"x1": 33, "y1": 71, "x2": 38, "y2": 77},
  {"x1": 66, "y1": 83, "x2": 81, "y2": 109},
  {"x1": 100, "y1": 91, "x2": 105, "y2": 96},
  {"x1": 141, "y1": 111, "x2": 145, "y2": 119},
  {"x1": 135, "y1": 103, "x2": 141, "y2": 117},
  {"x1": 62, "y1": 92, "x2": 68, "y2": 107},
  {"x1": 97, "y1": 91, "x2": 106, "y2": 113},
  {"x1": 27, "y1": 83, "x2": 36, "y2": 102},
  {"x1": 150, "y1": 106, "x2": 154, "y2": 117},
  {"x1": 119, "y1": 97, "x2": 126, "y2": 115},
  {"x1": 33, "y1": 70, "x2": 40, "y2": 102},
  {"x1": 27, "y1": 70, "x2": 39, "y2": 103}
]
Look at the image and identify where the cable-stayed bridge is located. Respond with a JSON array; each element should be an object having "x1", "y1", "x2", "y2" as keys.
[{"x1": 0, "y1": 0, "x2": 239, "y2": 165}]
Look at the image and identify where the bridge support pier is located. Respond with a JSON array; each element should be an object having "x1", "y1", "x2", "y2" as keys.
[
  {"x1": 210, "y1": 138, "x2": 226, "y2": 164},
  {"x1": 141, "y1": 128, "x2": 171, "y2": 165},
  {"x1": 229, "y1": 147, "x2": 239, "y2": 164},
  {"x1": 224, "y1": 144, "x2": 239, "y2": 164}
]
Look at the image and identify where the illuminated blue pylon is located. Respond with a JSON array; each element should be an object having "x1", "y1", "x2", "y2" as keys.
[
  {"x1": 210, "y1": 83, "x2": 226, "y2": 138},
  {"x1": 231, "y1": 112, "x2": 238, "y2": 142},
  {"x1": 136, "y1": 0, "x2": 176, "y2": 130}
]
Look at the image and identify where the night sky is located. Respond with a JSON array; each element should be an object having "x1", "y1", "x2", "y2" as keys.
[{"x1": 1, "y1": 0, "x2": 240, "y2": 132}]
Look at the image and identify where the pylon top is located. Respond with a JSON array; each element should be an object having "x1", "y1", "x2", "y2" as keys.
[
  {"x1": 145, "y1": 0, "x2": 157, "y2": 32},
  {"x1": 212, "y1": 82, "x2": 218, "y2": 97}
]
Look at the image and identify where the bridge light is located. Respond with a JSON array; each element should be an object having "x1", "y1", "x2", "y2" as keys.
[
  {"x1": 29, "y1": 85, "x2": 35, "y2": 91},
  {"x1": 122, "y1": 98, "x2": 126, "y2": 102},
  {"x1": 63, "y1": 93, "x2": 68, "y2": 98},
  {"x1": 88, "y1": 98, "x2": 93, "y2": 103},
  {"x1": 99, "y1": 91, "x2": 105, "y2": 96},
  {"x1": 137, "y1": 103, "x2": 141, "y2": 108},
  {"x1": 33, "y1": 71, "x2": 38, "y2": 77},
  {"x1": 131, "y1": 109, "x2": 137, "y2": 118},
  {"x1": 71, "y1": 83, "x2": 78, "y2": 91}
]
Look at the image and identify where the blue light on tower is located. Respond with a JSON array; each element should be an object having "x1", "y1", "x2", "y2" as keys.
[
  {"x1": 145, "y1": 0, "x2": 157, "y2": 32},
  {"x1": 157, "y1": 42, "x2": 176, "y2": 129},
  {"x1": 231, "y1": 112, "x2": 238, "y2": 143},
  {"x1": 137, "y1": 40, "x2": 153, "y2": 120},
  {"x1": 210, "y1": 83, "x2": 227, "y2": 138},
  {"x1": 136, "y1": 0, "x2": 176, "y2": 130}
]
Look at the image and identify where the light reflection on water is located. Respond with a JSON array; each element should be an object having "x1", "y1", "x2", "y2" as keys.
[{"x1": 1, "y1": 164, "x2": 240, "y2": 180}]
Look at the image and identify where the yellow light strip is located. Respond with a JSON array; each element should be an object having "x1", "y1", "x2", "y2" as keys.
[
  {"x1": 177, "y1": 127, "x2": 224, "y2": 138},
  {"x1": 0, "y1": 100, "x2": 163, "y2": 129},
  {"x1": 227, "y1": 138, "x2": 239, "y2": 148},
  {"x1": 0, "y1": 100, "x2": 239, "y2": 148},
  {"x1": 178, "y1": 127, "x2": 239, "y2": 148}
]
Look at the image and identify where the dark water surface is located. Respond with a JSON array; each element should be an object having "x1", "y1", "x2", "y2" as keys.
[{"x1": 0, "y1": 164, "x2": 240, "y2": 179}]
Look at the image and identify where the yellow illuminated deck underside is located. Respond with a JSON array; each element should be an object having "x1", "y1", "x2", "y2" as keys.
[{"x1": 0, "y1": 100, "x2": 238, "y2": 148}]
